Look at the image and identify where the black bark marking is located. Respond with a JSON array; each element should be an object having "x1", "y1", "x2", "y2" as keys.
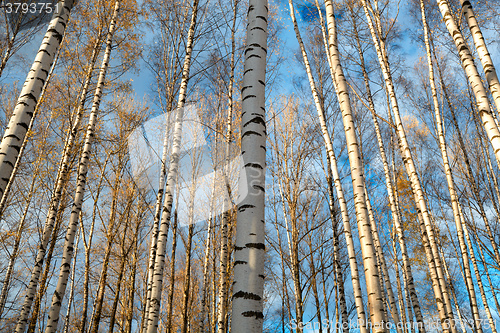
[
  {"x1": 242, "y1": 311, "x2": 264, "y2": 319},
  {"x1": 233, "y1": 291, "x2": 261, "y2": 301},
  {"x1": 234, "y1": 260, "x2": 247, "y2": 266},
  {"x1": 244, "y1": 163, "x2": 263, "y2": 169},
  {"x1": 243, "y1": 94, "x2": 257, "y2": 101},
  {"x1": 244, "y1": 116, "x2": 265, "y2": 127},
  {"x1": 241, "y1": 130, "x2": 261, "y2": 138},
  {"x1": 245, "y1": 243, "x2": 265, "y2": 250},
  {"x1": 253, "y1": 185, "x2": 265, "y2": 192},
  {"x1": 238, "y1": 204, "x2": 255, "y2": 212},
  {"x1": 18, "y1": 122, "x2": 29, "y2": 131}
]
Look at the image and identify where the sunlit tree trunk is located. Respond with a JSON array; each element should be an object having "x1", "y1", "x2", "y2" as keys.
[
  {"x1": 165, "y1": 210, "x2": 179, "y2": 333},
  {"x1": 62, "y1": 227, "x2": 80, "y2": 333},
  {"x1": 324, "y1": 0, "x2": 387, "y2": 330},
  {"x1": 435, "y1": 0, "x2": 500, "y2": 165},
  {"x1": 43, "y1": 2, "x2": 120, "y2": 331},
  {"x1": 229, "y1": 0, "x2": 267, "y2": 328},
  {"x1": 459, "y1": 204, "x2": 498, "y2": 333},
  {"x1": 15, "y1": 34, "x2": 102, "y2": 333},
  {"x1": 217, "y1": 2, "x2": 238, "y2": 331},
  {"x1": 0, "y1": 0, "x2": 76, "y2": 198},
  {"x1": 290, "y1": 2, "x2": 370, "y2": 330},
  {"x1": 420, "y1": 1, "x2": 483, "y2": 332},
  {"x1": 359, "y1": 1, "x2": 456, "y2": 330},
  {"x1": 459, "y1": 0, "x2": 500, "y2": 115},
  {"x1": 146, "y1": 0, "x2": 199, "y2": 329}
]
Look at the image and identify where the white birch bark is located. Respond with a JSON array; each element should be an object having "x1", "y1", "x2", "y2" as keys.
[
  {"x1": 364, "y1": 188, "x2": 402, "y2": 332},
  {"x1": 15, "y1": 34, "x2": 102, "y2": 333},
  {"x1": 62, "y1": 226, "x2": 80, "y2": 333},
  {"x1": 459, "y1": 0, "x2": 500, "y2": 115},
  {"x1": 420, "y1": 2, "x2": 483, "y2": 332},
  {"x1": 347, "y1": 4, "x2": 426, "y2": 329},
  {"x1": 459, "y1": 205, "x2": 498, "y2": 333},
  {"x1": 435, "y1": 0, "x2": 500, "y2": 164},
  {"x1": 229, "y1": 0, "x2": 267, "y2": 328},
  {"x1": 0, "y1": 0, "x2": 76, "y2": 197},
  {"x1": 42, "y1": 2, "x2": 120, "y2": 331},
  {"x1": 145, "y1": 0, "x2": 199, "y2": 329},
  {"x1": 0, "y1": 39, "x2": 61, "y2": 219},
  {"x1": 324, "y1": 1, "x2": 387, "y2": 330},
  {"x1": 359, "y1": 1, "x2": 456, "y2": 330},
  {"x1": 289, "y1": 1, "x2": 369, "y2": 330},
  {"x1": 141, "y1": 107, "x2": 174, "y2": 333},
  {"x1": 217, "y1": 2, "x2": 238, "y2": 330}
]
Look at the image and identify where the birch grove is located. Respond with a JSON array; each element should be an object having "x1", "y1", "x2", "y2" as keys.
[{"x1": 1, "y1": 0, "x2": 500, "y2": 332}]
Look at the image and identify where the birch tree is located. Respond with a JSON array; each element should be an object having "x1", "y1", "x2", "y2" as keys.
[
  {"x1": 0, "y1": 0, "x2": 76, "y2": 198},
  {"x1": 145, "y1": 0, "x2": 200, "y2": 328},
  {"x1": 230, "y1": 0, "x2": 268, "y2": 328},
  {"x1": 42, "y1": 2, "x2": 121, "y2": 331}
]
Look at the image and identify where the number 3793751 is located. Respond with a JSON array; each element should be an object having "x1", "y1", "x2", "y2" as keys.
[{"x1": 4, "y1": 2, "x2": 59, "y2": 14}]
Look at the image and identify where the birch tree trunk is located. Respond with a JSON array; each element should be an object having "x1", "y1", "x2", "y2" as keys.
[
  {"x1": 364, "y1": 187, "x2": 402, "y2": 332},
  {"x1": 141, "y1": 109, "x2": 173, "y2": 333},
  {"x1": 15, "y1": 34, "x2": 102, "y2": 333},
  {"x1": 459, "y1": 204, "x2": 498, "y2": 333},
  {"x1": 359, "y1": 1, "x2": 456, "y2": 330},
  {"x1": 165, "y1": 210, "x2": 179, "y2": 333},
  {"x1": 0, "y1": 40, "x2": 61, "y2": 220},
  {"x1": 43, "y1": 2, "x2": 120, "y2": 331},
  {"x1": 229, "y1": 0, "x2": 267, "y2": 328},
  {"x1": 217, "y1": 2, "x2": 238, "y2": 330},
  {"x1": 324, "y1": 1, "x2": 387, "y2": 330},
  {"x1": 347, "y1": 4, "x2": 426, "y2": 329},
  {"x1": 289, "y1": 2, "x2": 370, "y2": 330},
  {"x1": 420, "y1": 2, "x2": 483, "y2": 332},
  {"x1": 435, "y1": 0, "x2": 500, "y2": 164},
  {"x1": 0, "y1": 0, "x2": 76, "y2": 197},
  {"x1": 0, "y1": 164, "x2": 39, "y2": 320},
  {"x1": 145, "y1": 0, "x2": 199, "y2": 328},
  {"x1": 62, "y1": 226, "x2": 80, "y2": 333},
  {"x1": 78, "y1": 157, "x2": 107, "y2": 333},
  {"x1": 459, "y1": 0, "x2": 500, "y2": 115}
]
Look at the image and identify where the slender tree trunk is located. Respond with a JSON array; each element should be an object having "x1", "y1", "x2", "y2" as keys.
[
  {"x1": 15, "y1": 33, "x2": 102, "y2": 333},
  {"x1": 165, "y1": 210, "x2": 179, "y2": 333},
  {"x1": 141, "y1": 109, "x2": 173, "y2": 333},
  {"x1": 180, "y1": 223, "x2": 195, "y2": 333},
  {"x1": 364, "y1": 188, "x2": 402, "y2": 332},
  {"x1": 323, "y1": 1, "x2": 387, "y2": 330},
  {"x1": 420, "y1": 2, "x2": 484, "y2": 332},
  {"x1": 62, "y1": 227, "x2": 80, "y2": 333},
  {"x1": 28, "y1": 192, "x2": 68, "y2": 333},
  {"x1": 290, "y1": 2, "x2": 370, "y2": 329},
  {"x1": 217, "y1": 1, "x2": 238, "y2": 330},
  {"x1": 0, "y1": 0, "x2": 76, "y2": 198},
  {"x1": 229, "y1": 0, "x2": 267, "y2": 327},
  {"x1": 0, "y1": 166, "x2": 39, "y2": 320},
  {"x1": 109, "y1": 255, "x2": 127, "y2": 333},
  {"x1": 200, "y1": 202, "x2": 215, "y2": 331},
  {"x1": 325, "y1": 169, "x2": 349, "y2": 331},
  {"x1": 435, "y1": 0, "x2": 500, "y2": 164},
  {"x1": 346, "y1": 4, "x2": 426, "y2": 329},
  {"x1": 146, "y1": 0, "x2": 199, "y2": 328},
  {"x1": 359, "y1": 1, "x2": 456, "y2": 330},
  {"x1": 79, "y1": 158, "x2": 107, "y2": 333},
  {"x1": 43, "y1": 3, "x2": 120, "y2": 331},
  {"x1": 460, "y1": 204, "x2": 498, "y2": 333}
]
